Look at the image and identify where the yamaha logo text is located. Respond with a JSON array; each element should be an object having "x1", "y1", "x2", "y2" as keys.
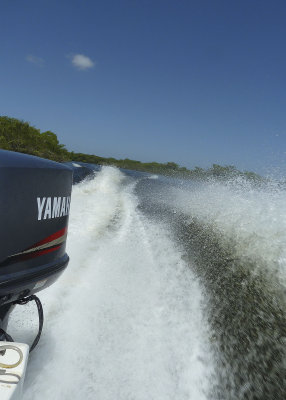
[{"x1": 37, "y1": 197, "x2": 71, "y2": 221}]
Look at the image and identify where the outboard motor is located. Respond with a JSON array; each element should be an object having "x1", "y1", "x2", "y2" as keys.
[{"x1": 0, "y1": 150, "x2": 73, "y2": 336}]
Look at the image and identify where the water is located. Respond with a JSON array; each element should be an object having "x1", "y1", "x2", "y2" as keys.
[{"x1": 8, "y1": 167, "x2": 286, "y2": 399}]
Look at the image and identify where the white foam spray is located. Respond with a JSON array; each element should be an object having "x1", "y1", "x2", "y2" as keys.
[{"x1": 168, "y1": 178, "x2": 286, "y2": 284}]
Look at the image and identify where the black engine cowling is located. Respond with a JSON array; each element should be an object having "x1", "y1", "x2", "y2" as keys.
[{"x1": 0, "y1": 150, "x2": 73, "y2": 307}]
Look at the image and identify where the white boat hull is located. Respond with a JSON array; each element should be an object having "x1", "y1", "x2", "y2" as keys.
[{"x1": 0, "y1": 342, "x2": 29, "y2": 400}]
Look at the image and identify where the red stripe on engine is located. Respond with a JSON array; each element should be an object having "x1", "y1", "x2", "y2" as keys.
[
  {"x1": 32, "y1": 245, "x2": 62, "y2": 258},
  {"x1": 19, "y1": 245, "x2": 62, "y2": 261},
  {"x1": 27, "y1": 227, "x2": 67, "y2": 250}
]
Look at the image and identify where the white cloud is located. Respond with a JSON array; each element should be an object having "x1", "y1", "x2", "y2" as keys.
[
  {"x1": 71, "y1": 54, "x2": 95, "y2": 70},
  {"x1": 26, "y1": 55, "x2": 45, "y2": 66}
]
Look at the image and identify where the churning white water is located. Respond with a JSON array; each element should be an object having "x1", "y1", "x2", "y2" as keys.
[
  {"x1": 9, "y1": 167, "x2": 214, "y2": 400},
  {"x1": 168, "y1": 179, "x2": 286, "y2": 284}
]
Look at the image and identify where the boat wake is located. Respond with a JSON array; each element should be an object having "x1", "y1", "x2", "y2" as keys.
[
  {"x1": 136, "y1": 176, "x2": 286, "y2": 399},
  {"x1": 9, "y1": 167, "x2": 214, "y2": 400},
  {"x1": 8, "y1": 167, "x2": 286, "y2": 399}
]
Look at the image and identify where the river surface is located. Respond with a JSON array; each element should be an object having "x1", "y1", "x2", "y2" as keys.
[{"x1": 8, "y1": 166, "x2": 286, "y2": 399}]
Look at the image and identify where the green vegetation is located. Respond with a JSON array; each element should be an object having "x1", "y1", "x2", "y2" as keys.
[
  {"x1": 0, "y1": 116, "x2": 262, "y2": 181},
  {"x1": 0, "y1": 116, "x2": 70, "y2": 162}
]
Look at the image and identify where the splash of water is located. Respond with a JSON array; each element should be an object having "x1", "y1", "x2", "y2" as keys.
[{"x1": 137, "y1": 176, "x2": 286, "y2": 399}]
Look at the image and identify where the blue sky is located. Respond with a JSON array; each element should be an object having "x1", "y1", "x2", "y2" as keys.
[{"x1": 1, "y1": 0, "x2": 286, "y2": 175}]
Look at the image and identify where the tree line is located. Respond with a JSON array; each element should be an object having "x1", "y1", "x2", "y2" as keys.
[
  {"x1": 0, "y1": 116, "x2": 69, "y2": 162},
  {"x1": 0, "y1": 116, "x2": 262, "y2": 181}
]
